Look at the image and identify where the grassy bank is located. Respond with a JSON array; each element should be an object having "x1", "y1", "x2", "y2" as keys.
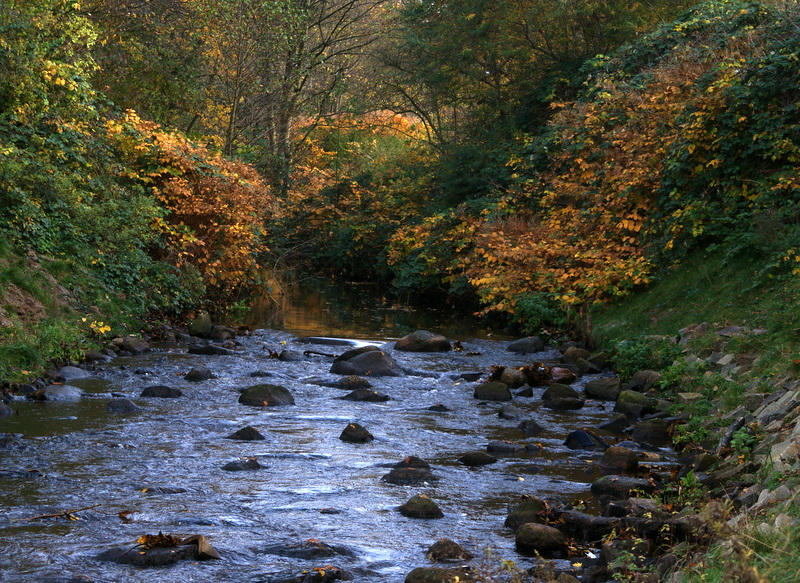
[{"x1": 0, "y1": 241, "x2": 147, "y2": 382}]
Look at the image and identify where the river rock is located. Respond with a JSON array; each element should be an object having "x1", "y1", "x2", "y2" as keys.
[
  {"x1": 239, "y1": 384, "x2": 295, "y2": 407},
  {"x1": 395, "y1": 330, "x2": 451, "y2": 352},
  {"x1": 507, "y1": 336, "x2": 544, "y2": 353},
  {"x1": 473, "y1": 382, "x2": 512, "y2": 402},
  {"x1": 615, "y1": 390, "x2": 655, "y2": 418},
  {"x1": 600, "y1": 446, "x2": 639, "y2": 474},
  {"x1": 399, "y1": 494, "x2": 443, "y2": 518},
  {"x1": 188, "y1": 344, "x2": 235, "y2": 356},
  {"x1": 542, "y1": 383, "x2": 579, "y2": 401},
  {"x1": 584, "y1": 377, "x2": 622, "y2": 401},
  {"x1": 405, "y1": 567, "x2": 474, "y2": 583},
  {"x1": 498, "y1": 404, "x2": 523, "y2": 419},
  {"x1": 591, "y1": 475, "x2": 656, "y2": 499},
  {"x1": 35, "y1": 384, "x2": 82, "y2": 401},
  {"x1": 428, "y1": 404, "x2": 451, "y2": 412},
  {"x1": 487, "y1": 440, "x2": 525, "y2": 454},
  {"x1": 330, "y1": 346, "x2": 404, "y2": 377},
  {"x1": 340, "y1": 422, "x2": 374, "y2": 443},
  {"x1": 264, "y1": 539, "x2": 354, "y2": 559},
  {"x1": 279, "y1": 349, "x2": 307, "y2": 362},
  {"x1": 543, "y1": 397, "x2": 585, "y2": 410},
  {"x1": 210, "y1": 325, "x2": 236, "y2": 341},
  {"x1": 184, "y1": 365, "x2": 214, "y2": 382},
  {"x1": 597, "y1": 413, "x2": 631, "y2": 434},
  {"x1": 57, "y1": 366, "x2": 90, "y2": 381},
  {"x1": 426, "y1": 538, "x2": 474, "y2": 562},
  {"x1": 333, "y1": 376, "x2": 372, "y2": 390},
  {"x1": 458, "y1": 451, "x2": 497, "y2": 466},
  {"x1": 505, "y1": 496, "x2": 547, "y2": 530},
  {"x1": 98, "y1": 543, "x2": 199, "y2": 565},
  {"x1": 518, "y1": 419, "x2": 544, "y2": 435},
  {"x1": 222, "y1": 457, "x2": 262, "y2": 471},
  {"x1": 498, "y1": 367, "x2": 526, "y2": 388},
  {"x1": 515, "y1": 523, "x2": 568, "y2": 557},
  {"x1": 551, "y1": 367, "x2": 577, "y2": 384},
  {"x1": 270, "y1": 565, "x2": 350, "y2": 583},
  {"x1": 632, "y1": 418, "x2": 672, "y2": 448},
  {"x1": 121, "y1": 335, "x2": 150, "y2": 355},
  {"x1": 107, "y1": 398, "x2": 142, "y2": 413},
  {"x1": 226, "y1": 426, "x2": 265, "y2": 440},
  {"x1": 564, "y1": 429, "x2": 609, "y2": 450},
  {"x1": 339, "y1": 387, "x2": 390, "y2": 402},
  {"x1": 141, "y1": 385, "x2": 183, "y2": 398},
  {"x1": 625, "y1": 370, "x2": 663, "y2": 391},
  {"x1": 395, "y1": 455, "x2": 431, "y2": 469},
  {"x1": 83, "y1": 349, "x2": 107, "y2": 363},
  {"x1": 561, "y1": 346, "x2": 591, "y2": 364},
  {"x1": 189, "y1": 311, "x2": 214, "y2": 338},
  {"x1": 382, "y1": 467, "x2": 438, "y2": 485}
]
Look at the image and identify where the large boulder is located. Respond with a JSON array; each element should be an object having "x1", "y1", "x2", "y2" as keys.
[
  {"x1": 473, "y1": 382, "x2": 512, "y2": 402},
  {"x1": 141, "y1": 385, "x2": 183, "y2": 398},
  {"x1": 458, "y1": 451, "x2": 497, "y2": 466},
  {"x1": 515, "y1": 523, "x2": 568, "y2": 557},
  {"x1": 238, "y1": 384, "x2": 295, "y2": 407},
  {"x1": 542, "y1": 383, "x2": 580, "y2": 401},
  {"x1": 382, "y1": 467, "x2": 438, "y2": 485},
  {"x1": 564, "y1": 429, "x2": 609, "y2": 450},
  {"x1": 600, "y1": 446, "x2": 640, "y2": 474},
  {"x1": 339, "y1": 388, "x2": 390, "y2": 402},
  {"x1": 188, "y1": 311, "x2": 214, "y2": 338},
  {"x1": 505, "y1": 496, "x2": 547, "y2": 531},
  {"x1": 35, "y1": 384, "x2": 82, "y2": 401},
  {"x1": 631, "y1": 418, "x2": 672, "y2": 448},
  {"x1": 57, "y1": 366, "x2": 90, "y2": 381},
  {"x1": 615, "y1": 390, "x2": 656, "y2": 419},
  {"x1": 426, "y1": 538, "x2": 474, "y2": 562},
  {"x1": 330, "y1": 346, "x2": 404, "y2": 377},
  {"x1": 561, "y1": 346, "x2": 591, "y2": 364},
  {"x1": 225, "y1": 426, "x2": 265, "y2": 441},
  {"x1": 184, "y1": 365, "x2": 214, "y2": 382},
  {"x1": 395, "y1": 330, "x2": 451, "y2": 352},
  {"x1": 626, "y1": 370, "x2": 663, "y2": 391},
  {"x1": 507, "y1": 336, "x2": 545, "y2": 353},
  {"x1": 121, "y1": 335, "x2": 150, "y2": 355},
  {"x1": 107, "y1": 398, "x2": 142, "y2": 414},
  {"x1": 584, "y1": 377, "x2": 622, "y2": 401},
  {"x1": 399, "y1": 494, "x2": 443, "y2": 518},
  {"x1": 340, "y1": 422, "x2": 374, "y2": 443}
]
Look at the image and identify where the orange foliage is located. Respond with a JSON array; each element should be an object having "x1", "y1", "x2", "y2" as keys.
[
  {"x1": 107, "y1": 110, "x2": 274, "y2": 289},
  {"x1": 465, "y1": 51, "x2": 714, "y2": 313}
]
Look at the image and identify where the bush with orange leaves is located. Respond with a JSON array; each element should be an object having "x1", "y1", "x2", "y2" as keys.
[{"x1": 107, "y1": 110, "x2": 274, "y2": 291}]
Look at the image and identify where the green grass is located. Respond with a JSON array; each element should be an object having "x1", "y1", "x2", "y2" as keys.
[{"x1": 592, "y1": 248, "x2": 800, "y2": 378}]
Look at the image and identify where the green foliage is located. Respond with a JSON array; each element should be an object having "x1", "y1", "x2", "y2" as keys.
[
  {"x1": 730, "y1": 424, "x2": 761, "y2": 457},
  {"x1": 613, "y1": 335, "x2": 682, "y2": 380},
  {"x1": 512, "y1": 292, "x2": 566, "y2": 335}
]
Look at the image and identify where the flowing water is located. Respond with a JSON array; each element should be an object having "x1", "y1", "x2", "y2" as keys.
[{"x1": 0, "y1": 281, "x2": 671, "y2": 582}]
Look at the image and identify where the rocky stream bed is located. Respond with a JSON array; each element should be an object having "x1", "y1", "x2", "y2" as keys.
[{"x1": 1, "y1": 321, "x2": 799, "y2": 583}]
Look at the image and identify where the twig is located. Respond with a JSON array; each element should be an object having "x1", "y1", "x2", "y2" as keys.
[{"x1": 25, "y1": 504, "x2": 101, "y2": 521}]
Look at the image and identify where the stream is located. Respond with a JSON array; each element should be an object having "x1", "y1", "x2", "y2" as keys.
[{"x1": 0, "y1": 281, "x2": 672, "y2": 583}]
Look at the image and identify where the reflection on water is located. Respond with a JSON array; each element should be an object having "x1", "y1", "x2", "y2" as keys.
[{"x1": 245, "y1": 277, "x2": 509, "y2": 341}]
